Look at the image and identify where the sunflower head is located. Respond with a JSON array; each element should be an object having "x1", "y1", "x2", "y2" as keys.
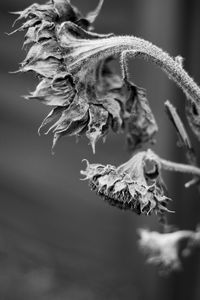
[
  {"x1": 81, "y1": 149, "x2": 172, "y2": 218},
  {"x1": 12, "y1": 0, "x2": 158, "y2": 153}
]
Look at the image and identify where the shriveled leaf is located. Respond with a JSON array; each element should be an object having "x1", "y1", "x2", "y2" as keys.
[
  {"x1": 98, "y1": 97, "x2": 122, "y2": 132},
  {"x1": 86, "y1": 105, "x2": 109, "y2": 153},
  {"x1": 126, "y1": 86, "x2": 158, "y2": 151}
]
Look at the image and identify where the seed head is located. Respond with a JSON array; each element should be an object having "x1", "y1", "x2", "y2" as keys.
[
  {"x1": 12, "y1": 0, "x2": 158, "y2": 153},
  {"x1": 81, "y1": 149, "x2": 172, "y2": 218}
]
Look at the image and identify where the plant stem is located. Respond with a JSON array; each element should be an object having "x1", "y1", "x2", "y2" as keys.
[
  {"x1": 69, "y1": 34, "x2": 200, "y2": 104},
  {"x1": 160, "y1": 158, "x2": 200, "y2": 177}
]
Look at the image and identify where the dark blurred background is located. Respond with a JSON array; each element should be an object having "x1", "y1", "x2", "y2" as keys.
[{"x1": 1, "y1": 0, "x2": 200, "y2": 299}]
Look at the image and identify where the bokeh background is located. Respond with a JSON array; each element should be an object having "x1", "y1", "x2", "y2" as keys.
[{"x1": 1, "y1": 0, "x2": 200, "y2": 299}]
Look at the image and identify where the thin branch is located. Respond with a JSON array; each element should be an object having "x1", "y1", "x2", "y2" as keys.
[
  {"x1": 165, "y1": 100, "x2": 197, "y2": 165},
  {"x1": 160, "y1": 158, "x2": 200, "y2": 177},
  {"x1": 165, "y1": 100, "x2": 199, "y2": 187}
]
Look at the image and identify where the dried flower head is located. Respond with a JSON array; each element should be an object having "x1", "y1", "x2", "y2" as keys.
[
  {"x1": 138, "y1": 227, "x2": 200, "y2": 274},
  {"x1": 81, "y1": 149, "x2": 171, "y2": 218},
  {"x1": 12, "y1": 0, "x2": 158, "y2": 153}
]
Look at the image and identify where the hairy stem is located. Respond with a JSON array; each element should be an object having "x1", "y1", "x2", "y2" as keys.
[{"x1": 70, "y1": 35, "x2": 200, "y2": 104}]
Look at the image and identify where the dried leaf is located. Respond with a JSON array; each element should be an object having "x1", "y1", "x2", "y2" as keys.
[
  {"x1": 126, "y1": 85, "x2": 158, "y2": 151},
  {"x1": 98, "y1": 97, "x2": 122, "y2": 132}
]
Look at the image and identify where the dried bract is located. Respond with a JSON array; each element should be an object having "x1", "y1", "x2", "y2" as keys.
[{"x1": 81, "y1": 149, "x2": 171, "y2": 218}]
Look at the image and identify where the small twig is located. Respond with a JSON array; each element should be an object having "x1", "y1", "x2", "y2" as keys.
[
  {"x1": 165, "y1": 100, "x2": 196, "y2": 164},
  {"x1": 160, "y1": 158, "x2": 200, "y2": 177},
  {"x1": 165, "y1": 100, "x2": 199, "y2": 187}
]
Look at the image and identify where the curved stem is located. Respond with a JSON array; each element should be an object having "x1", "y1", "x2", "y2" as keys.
[
  {"x1": 160, "y1": 158, "x2": 200, "y2": 177},
  {"x1": 69, "y1": 35, "x2": 200, "y2": 104}
]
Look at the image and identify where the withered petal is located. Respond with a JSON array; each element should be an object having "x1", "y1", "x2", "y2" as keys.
[
  {"x1": 50, "y1": 95, "x2": 89, "y2": 134},
  {"x1": 27, "y1": 74, "x2": 75, "y2": 106},
  {"x1": 22, "y1": 40, "x2": 62, "y2": 67},
  {"x1": 98, "y1": 97, "x2": 122, "y2": 132},
  {"x1": 20, "y1": 57, "x2": 60, "y2": 78},
  {"x1": 38, "y1": 106, "x2": 64, "y2": 135}
]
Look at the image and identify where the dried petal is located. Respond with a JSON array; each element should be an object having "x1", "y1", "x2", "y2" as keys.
[
  {"x1": 27, "y1": 73, "x2": 75, "y2": 106},
  {"x1": 22, "y1": 40, "x2": 62, "y2": 67},
  {"x1": 20, "y1": 57, "x2": 60, "y2": 78},
  {"x1": 49, "y1": 96, "x2": 89, "y2": 133},
  {"x1": 38, "y1": 106, "x2": 64, "y2": 134}
]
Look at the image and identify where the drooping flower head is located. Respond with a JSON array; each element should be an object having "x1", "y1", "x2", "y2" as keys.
[
  {"x1": 138, "y1": 227, "x2": 200, "y2": 274},
  {"x1": 12, "y1": 0, "x2": 158, "y2": 153},
  {"x1": 81, "y1": 149, "x2": 172, "y2": 219}
]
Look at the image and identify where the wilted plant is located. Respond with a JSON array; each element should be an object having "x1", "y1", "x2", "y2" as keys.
[{"x1": 11, "y1": 0, "x2": 200, "y2": 274}]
